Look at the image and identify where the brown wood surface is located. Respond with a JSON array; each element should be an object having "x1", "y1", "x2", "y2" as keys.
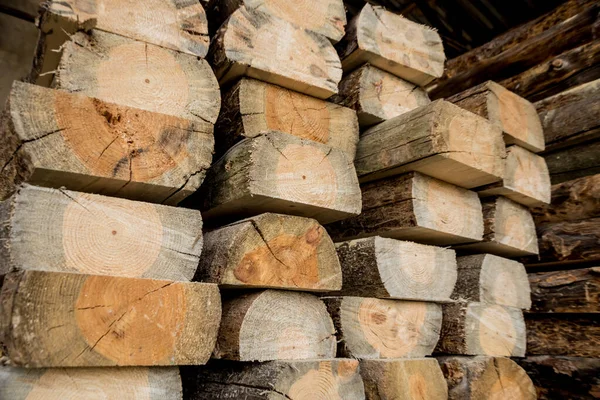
[
  {"x1": 531, "y1": 218, "x2": 600, "y2": 266},
  {"x1": 529, "y1": 268, "x2": 600, "y2": 313},
  {"x1": 544, "y1": 140, "x2": 600, "y2": 184},
  {"x1": 525, "y1": 315, "x2": 600, "y2": 357}
]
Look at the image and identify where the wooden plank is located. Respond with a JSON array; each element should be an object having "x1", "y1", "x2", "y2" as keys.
[
  {"x1": 206, "y1": 0, "x2": 347, "y2": 43},
  {"x1": 215, "y1": 78, "x2": 359, "y2": 160},
  {"x1": 330, "y1": 64, "x2": 430, "y2": 128},
  {"x1": 326, "y1": 172, "x2": 484, "y2": 246},
  {"x1": 198, "y1": 131, "x2": 362, "y2": 225},
  {"x1": 33, "y1": 29, "x2": 220, "y2": 123},
  {"x1": 529, "y1": 268, "x2": 600, "y2": 313},
  {"x1": 0, "y1": 367, "x2": 182, "y2": 400},
  {"x1": 476, "y1": 145, "x2": 551, "y2": 207},
  {"x1": 181, "y1": 359, "x2": 365, "y2": 399},
  {"x1": 42, "y1": 0, "x2": 209, "y2": 57},
  {"x1": 535, "y1": 78, "x2": 600, "y2": 152},
  {"x1": 208, "y1": 6, "x2": 342, "y2": 99},
  {"x1": 526, "y1": 316, "x2": 600, "y2": 357},
  {"x1": 501, "y1": 40, "x2": 600, "y2": 103},
  {"x1": 0, "y1": 185, "x2": 203, "y2": 281},
  {"x1": 452, "y1": 254, "x2": 532, "y2": 309},
  {"x1": 545, "y1": 140, "x2": 600, "y2": 184},
  {"x1": 448, "y1": 81, "x2": 545, "y2": 153},
  {"x1": 334, "y1": 237, "x2": 457, "y2": 302},
  {"x1": 213, "y1": 290, "x2": 336, "y2": 361},
  {"x1": 428, "y1": 0, "x2": 600, "y2": 99},
  {"x1": 360, "y1": 359, "x2": 448, "y2": 400},
  {"x1": 456, "y1": 197, "x2": 539, "y2": 257},
  {"x1": 0, "y1": 271, "x2": 221, "y2": 367},
  {"x1": 0, "y1": 81, "x2": 214, "y2": 205},
  {"x1": 438, "y1": 356, "x2": 536, "y2": 400},
  {"x1": 196, "y1": 213, "x2": 342, "y2": 292},
  {"x1": 436, "y1": 302, "x2": 526, "y2": 357},
  {"x1": 517, "y1": 356, "x2": 600, "y2": 400},
  {"x1": 355, "y1": 100, "x2": 505, "y2": 188},
  {"x1": 337, "y1": 4, "x2": 445, "y2": 86},
  {"x1": 323, "y1": 297, "x2": 442, "y2": 359}
]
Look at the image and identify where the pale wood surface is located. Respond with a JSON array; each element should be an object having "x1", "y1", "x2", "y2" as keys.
[
  {"x1": 216, "y1": 78, "x2": 359, "y2": 159},
  {"x1": 199, "y1": 131, "x2": 361, "y2": 225},
  {"x1": 43, "y1": 0, "x2": 209, "y2": 57},
  {"x1": 323, "y1": 296, "x2": 442, "y2": 359},
  {"x1": 0, "y1": 81, "x2": 214, "y2": 204},
  {"x1": 214, "y1": 290, "x2": 336, "y2": 361},
  {"x1": 327, "y1": 172, "x2": 484, "y2": 245},
  {"x1": 334, "y1": 237, "x2": 457, "y2": 302},
  {"x1": 182, "y1": 359, "x2": 365, "y2": 399},
  {"x1": 0, "y1": 271, "x2": 221, "y2": 367},
  {"x1": 331, "y1": 64, "x2": 431, "y2": 128},
  {"x1": 355, "y1": 100, "x2": 505, "y2": 188},
  {"x1": 452, "y1": 254, "x2": 532, "y2": 309},
  {"x1": 456, "y1": 197, "x2": 539, "y2": 257},
  {"x1": 207, "y1": 0, "x2": 347, "y2": 43},
  {"x1": 337, "y1": 4, "x2": 445, "y2": 86},
  {"x1": 448, "y1": 81, "x2": 545, "y2": 152},
  {"x1": 439, "y1": 356, "x2": 536, "y2": 400},
  {"x1": 436, "y1": 302, "x2": 526, "y2": 357},
  {"x1": 476, "y1": 145, "x2": 551, "y2": 207},
  {"x1": 0, "y1": 185, "x2": 203, "y2": 281},
  {"x1": 0, "y1": 367, "x2": 183, "y2": 400},
  {"x1": 196, "y1": 213, "x2": 342, "y2": 291},
  {"x1": 209, "y1": 6, "x2": 342, "y2": 99},
  {"x1": 360, "y1": 359, "x2": 448, "y2": 400}
]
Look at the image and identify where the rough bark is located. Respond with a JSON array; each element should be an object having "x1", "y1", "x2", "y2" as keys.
[
  {"x1": 528, "y1": 268, "x2": 600, "y2": 313},
  {"x1": 544, "y1": 140, "x2": 600, "y2": 184},
  {"x1": 526, "y1": 315, "x2": 600, "y2": 357}
]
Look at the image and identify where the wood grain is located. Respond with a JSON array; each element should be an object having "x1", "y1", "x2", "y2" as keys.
[
  {"x1": 528, "y1": 268, "x2": 600, "y2": 313},
  {"x1": 526, "y1": 316, "x2": 600, "y2": 357}
]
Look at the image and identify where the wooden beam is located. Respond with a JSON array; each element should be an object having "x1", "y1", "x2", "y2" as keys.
[
  {"x1": 181, "y1": 359, "x2": 365, "y2": 399},
  {"x1": 337, "y1": 4, "x2": 445, "y2": 86},
  {"x1": 0, "y1": 81, "x2": 214, "y2": 205},
  {"x1": 196, "y1": 213, "x2": 342, "y2": 291},
  {"x1": 216, "y1": 78, "x2": 359, "y2": 160},
  {"x1": 528, "y1": 268, "x2": 600, "y2": 313},
  {"x1": 355, "y1": 100, "x2": 505, "y2": 188},
  {"x1": 544, "y1": 140, "x2": 600, "y2": 184},
  {"x1": 214, "y1": 290, "x2": 336, "y2": 361},
  {"x1": 323, "y1": 296, "x2": 442, "y2": 359},
  {"x1": 208, "y1": 7, "x2": 342, "y2": 99},
  {"x1": 0, "y1": 185, "x2": 203, "y2": 281},
  {"x1": 531, "y1": 218, "x2": 600, "y2": 266},
  {"x1": 198, "y1": 131, "x2": 362, "y2": 225},
  {"x1": 334, "y1": 237, "x2": 457, "y2": 302},
  {"x1": 326, "y1": 172, "x2": 484, "y2": 246},
  {"x1": 525, "y1": 316, "x2": 600, "y2": 357},
  {"x1": 0, "y1": 271, "x2": 221, "y2": 367},
  {"x1": 439, "y1": 356, "x2": 536, "y2": 400}
]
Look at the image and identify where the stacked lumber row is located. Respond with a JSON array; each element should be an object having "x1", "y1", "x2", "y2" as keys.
[
  {"x1": 427, "y1": 1, "x2": 600, "y2": 398},
  {"x1": 0, "y1": 0, "x2": 227, "y2": 398}
]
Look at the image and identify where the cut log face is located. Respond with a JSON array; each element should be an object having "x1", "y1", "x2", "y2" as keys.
[
  {"x1": 209, "y1": 7, "x2": 342, "y2": 99},
  {"x1": 0, "y1": 367, "x2": 183, "y2": 400},
  {"x1": 182, "y1": 359, "x2": 365, "y2": 399},
  {"x1": 337, "y1": 4, "x2": 445, "y2": 86},
  {"x1": 438, "y1": 356, "x2": 536, "y2": 400},
  {"x1": 199, "y1": 131, "x2": 362, "y2": 225},
  {"x1": 0, "y1": 185, "x2": 203, "y2": 281},
  {"x1": 214, "y1": 290, "x2": 336, "y2": 361},
  {"x1": 323, "y1": 297, "x2": 442, "y2": 359},
  {"x1": 43, "y1": 0, "x2": 209, "y2": 57},
  {"x1": 452, "y1": 254, "x2": 532, "y2": 309},
  {"x1": 48, "y1": 30, "x2": 220, "y2": 124},
  {"x1": 215, "y1": 78, "x2": 359, "y2": 159},
  {"x1": 436, "y1": 302, "x2": 526, "y2": 357},
  {"x1": 360, "y1": 359, "x2": 448, "y2": 400},
  {"x1": 355, "y1": 100, "x2": 506, "y2": 188},
  {"x1": 208, "y1": 0, "x2": 347, "y2": 43},
  {"x1": 0, "y1": 271, "x2": 221, "y2": 367},
  {"x1": 448, "y1": 81, "x2": 545, "y2": 152},
  {"x1": 334, "y1": 237, "x2": 457, "y2": 301},
  {"x1": 457, "y1": 197, "x2": 539, "y2": 257},
  {"x1": 196, "y1": 213, "x2": 342, "y2": 291},
  {"x1": 0, "y1": 81, "x2": 214, "y2": 204},
  {"x1": 327, "y1": 172, "x2": 484, "y2": 245},
  {"x1": 476, "y1": 145, "x2": 551, "y2": 207},
  {"x1": 331, "y1": 64, "x2": 431, "y2": 128}
]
